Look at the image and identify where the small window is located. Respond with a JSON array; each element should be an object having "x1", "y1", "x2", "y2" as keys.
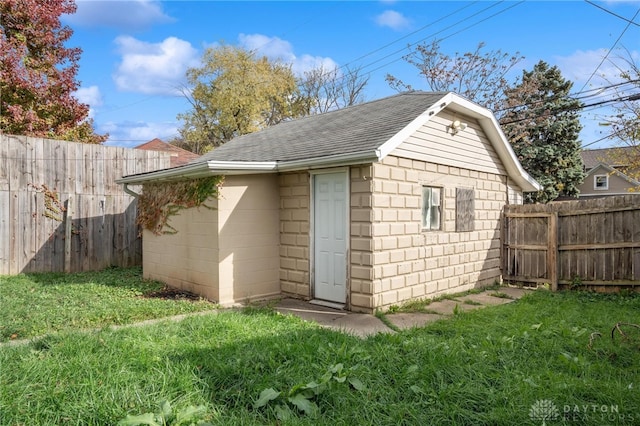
[
  {"x1": 594, "y1": 175, "x2": 608, "y2": 190},
  {"x1": 456, "y1": 188, "x2": 475, "y2": 232},
  {"x1": 422, "y1": 186, "x2": 441, "y2": 230}
]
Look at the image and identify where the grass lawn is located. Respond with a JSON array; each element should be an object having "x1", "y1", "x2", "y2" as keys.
[
  {"x1": 0, "y1": 266, "x2": 216, "y2": 342},
  {"x1": 1, "y1": 268, "x2": 639, "y2": 425}
]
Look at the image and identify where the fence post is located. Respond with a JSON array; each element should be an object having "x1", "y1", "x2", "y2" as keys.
[
  {"x1": 65, "y1": 195, "x2": 74, "y2": 273},
  {"x1": 547, "y1": 212, "x2": 558, "y2": 291}
]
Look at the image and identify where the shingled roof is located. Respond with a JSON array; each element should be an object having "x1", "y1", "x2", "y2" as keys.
[
  {"x1": 581, "y1": 146, "x2": 637, "y2": 170},
  {"x1": 135, "y1": 138, "x2": 200, "y2": 167},
  {"x1": 117, "y1": 91, "x2": 540, "y2": 192},
  {"x1": 196, "y1": 91, "x2": 447, "y2": 163}
]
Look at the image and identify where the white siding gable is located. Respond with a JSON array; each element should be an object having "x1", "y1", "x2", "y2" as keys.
[{"x1": 390, "y1": 110, "x2": 506, "y2": 176}]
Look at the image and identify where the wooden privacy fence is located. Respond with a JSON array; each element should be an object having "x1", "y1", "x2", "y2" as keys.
[
  {"x1": 0, "y1": 134, "x2": 171, "y2": 274},
  {"x1": 502, "y1": 195, "x2": 640, "y2": 290}
]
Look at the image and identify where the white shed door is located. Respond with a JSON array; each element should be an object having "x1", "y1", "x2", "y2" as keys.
[{"x1": 313, "y1": 172, "x2": 348, "y2": 304}]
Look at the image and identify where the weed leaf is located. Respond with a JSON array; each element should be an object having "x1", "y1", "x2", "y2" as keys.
[
  {"x1": 254, "y1": 388, "x2": 281, "y2": 408},
  {"x1": 407, "y1": 364, "x2": 419, "y2": 374},
  {"x1": 288, "y1": 394, "x2": 317, "y2": 416},
  {"x1": 348, "y1": 377, "x2": 365, "y2": 391},
  {"x1": 410, "y1": 385, "x2": 424, "y2": 394},
  {"x1": 117, "y1": 413, "x2": 161, "y2": 426},
  {"x1": 175, "y1": 405, "x2": 207, "y2": 425},
  {"x1": 158, "y1": 400, "x2": 172, "y2": 419},
  {"x1": 275, "y1": 404, "x2": 293, "y2": 421}
]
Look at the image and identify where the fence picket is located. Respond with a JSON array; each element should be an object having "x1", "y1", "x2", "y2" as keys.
[
  {"x1": 0, "y1": 135, "x2": 171, "y2": 274},
  {"x1": 503, "y1": 195, "x2": 640, "y2": 290}
]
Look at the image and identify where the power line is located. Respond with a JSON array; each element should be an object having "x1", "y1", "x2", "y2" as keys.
[
  {"x1": 499, "y1": 92, "x2": 640, "y2": 125},
  {"x1": 331, "y1": 1, "x2": 524, "y2": 91},
  {"x1": 341, "y1": 2, "x2": 481, "y2": 69},
  {"x1": 578, "y1": 6, "x2": 640, "y2": 93},
  {"x1": 584, "y1": 0, "x2": 640, "y2": 27},
  {"x1": 493, "y1": 79, "x2": 640, "y2": 114}
]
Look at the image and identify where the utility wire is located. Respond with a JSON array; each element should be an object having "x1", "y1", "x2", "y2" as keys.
[
  {"x1": 578, "y1": 6, "x2": 640, "y2": 93},
  {"x1": 330, "y1": 1, "x2": 523, "y2": 90},
  {"x1": 584, "y1": 0, "x2": 640, "y2": 27},
  {"x1": 500, "y1": 93, "x2": 640, "y2": 125}
]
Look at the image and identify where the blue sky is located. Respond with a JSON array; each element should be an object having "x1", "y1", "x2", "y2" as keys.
[{"x1": 62, "y1": 1, "x2": 640, "y2": 149}]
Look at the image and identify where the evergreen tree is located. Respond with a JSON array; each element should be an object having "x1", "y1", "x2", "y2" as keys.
[{"x1": 500, "y1": 61, "x2": 585, "y2": 203}]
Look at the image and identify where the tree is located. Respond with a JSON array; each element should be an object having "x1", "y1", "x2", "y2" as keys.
[
  {"x1": 596, "y1": 48, "x2": 640, "y2": 183},
  {"x1": 500, "y1": 61, "x2": 584, "y2": 203},
  {"x1": 176, "y1": 45, "x2": 310, "y2": 154},
  {"x1": 386, "y1": 40, "x2": 524, "y2": 115},
  {"x1": 0, "y1": 0, "x2": 107, "y2": 143},
  {"x1": 300, "y1": 65, "x2": 369, "y2": 114}
]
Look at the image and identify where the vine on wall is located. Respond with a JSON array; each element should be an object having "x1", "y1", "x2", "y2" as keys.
[
  {"x1": 137, "y1": 176, "x2": 224, "y2": 235},
  {"x1": 29, "y1": 183, "x2": 66, "y2": 222}
]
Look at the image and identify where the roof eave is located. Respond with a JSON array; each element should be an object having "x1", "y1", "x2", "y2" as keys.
[
  {"x1": 277, "y1": 150, "x2": 381, "y2": 171},
  {"x1": 374, "y1": 92, "x2": 541, "y2": 193},
  {"x1": 115, "y1": 161, "x2": 278, "y2": 184},
  {"x1": 442, "y1": 93, "x2": 542, "y2": 193}
]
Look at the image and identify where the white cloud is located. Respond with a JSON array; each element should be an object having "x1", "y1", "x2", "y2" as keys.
[
  {"x1": 65, "y1": 0, "x2": 173, "y2": 30},
  {"x1": 375, "y1": 10, "x2": 411, "y2": 31},
  {"x1": 238, "y1": 33, "x2": 338, "y2": 76},
  {"x1": 101, "y1": 120, "x2": 179, "y2": 148},
  {"x1": 555, "y1": 48, "x2": 640, "y2": 147},
  {"x1": 113, "y1": 36, "x2": 200, "y2": 96},
  {"x1": 75, "y1": 85, "x2": 103, "y2": 106},
  {"x1": 292, "y1": 54, "x2": 339, "y2": 77},
  {"x1": 555, "y1": 48, "x2": 630, "y2": 86},
  {"x1": 74, "y1": 85, "x2": 103, "y2": 119},
  {"x1": 239, "y1": 34, "x2": 296, "y2": 63}
]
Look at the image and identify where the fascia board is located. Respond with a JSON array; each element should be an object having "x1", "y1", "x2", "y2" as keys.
[
  {"x1": 375, "y1": 93, "x2": 449, "y2": 160},
  {"x1": 116, "y1": 161, "x2": 277, "y2": 184},
  {"x1": 444, "y1": 93, "x2": 542, "y2": 193},
  {"x1": 277, "y1": 151, "x2": 379, "y2": 171}
]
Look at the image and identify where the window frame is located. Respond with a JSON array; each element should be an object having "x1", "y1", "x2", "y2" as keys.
[
  {"x1": 421, "y1": 186, "x2": 442, "y2": 231},
  {"x1": 594, "y1": 174, "x2": 609, "y2": 190}
]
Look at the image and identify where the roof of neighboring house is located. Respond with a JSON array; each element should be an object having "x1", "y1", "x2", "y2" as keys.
[
  {"x1": 135, "y1": 138, "x2": 200, "y2": 167},
  {"x1": 118, "y1": 91, "x2": 540, "y2": 192},
  {"x1": 581, "y1": 146, "x2": 637, "y2": 170},
  {"x1": 584, "y1": 162, "x2": 640, "y2": 186}
]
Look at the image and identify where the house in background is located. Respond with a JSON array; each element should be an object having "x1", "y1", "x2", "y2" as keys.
[
  {"x1": 135, "y1": 138, "x2": 200, "y2": 168},
  {"x1": 578, "y1": 147, "x2": 640, "y2": 197},
  {"x1": 118, "y1": 92, "x2": 540, "y2": 313}
]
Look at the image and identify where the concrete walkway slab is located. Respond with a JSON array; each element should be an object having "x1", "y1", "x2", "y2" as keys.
[
  {"x1": 493, "y1": 286, "x2": 535, "y2": 299},
  {"x1": 331, "y1": 314, "x2": 395, "y2": 337},
  {"x1": 386, "y1": 312, "x2": 444, "y2": 330},
  {"x1": 274, "y1": 298, "x2": 348, "y2": 325},
  {"x1": 457, "y1": 293, "x2": 514, "y2": 306},
  {"x1": 423, "y1": 299, "x2": 462, "y2": 315},
  {"x1": 272, "y1": 286, "x2": 535, "y2": 337}
]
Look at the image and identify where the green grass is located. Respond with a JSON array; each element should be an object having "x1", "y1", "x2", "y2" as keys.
[
  {"x1": 1, "y1": 269, "x2": 639, "y2": 425},
  {"x1": 0, "y1": 266, "x2": 217, "y2": 342}
]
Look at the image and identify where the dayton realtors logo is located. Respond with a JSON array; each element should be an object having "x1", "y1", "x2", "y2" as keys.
[
  {"x1": 529, "y1": 400, "x2": 559, "y2": 425},
  {"x1": 529, "y1": 399, "x2": 634, "y2": 424}
]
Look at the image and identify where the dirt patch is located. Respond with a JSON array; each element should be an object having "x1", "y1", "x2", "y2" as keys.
[{"x1": 144, "y1": 286, "x2": 202, "y2": 301}]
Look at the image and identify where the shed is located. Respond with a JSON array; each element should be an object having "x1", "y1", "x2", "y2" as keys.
[{"x1": 117, "y1": 92, "x2": 540, "y2": 313}]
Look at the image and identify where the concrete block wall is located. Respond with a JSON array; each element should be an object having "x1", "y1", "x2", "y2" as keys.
[
  {"x1": 350, "y1": 164, "x2": 375, "y2": 311},
  {"x1": 279, "y1": 171, "x2": 311, "y2": 298},
  {"x1": 216, "y1": 174, "x2": 281, "y2": 305},
  {"x1": 142, "y1": 199, "x2": 220, "y2": 301},
  {"x1": 350, "y1": 155, "x2": 508, "y2": 313}
]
